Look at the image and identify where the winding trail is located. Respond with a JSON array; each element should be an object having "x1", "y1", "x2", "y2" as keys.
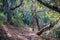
[{"x1": 2, "y1": 25, "x2": 41, "y2": 40}]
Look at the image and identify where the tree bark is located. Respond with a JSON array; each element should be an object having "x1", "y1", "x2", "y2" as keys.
[{"x1": 3, "y1": 0, "x2": 12, "y2": 24}]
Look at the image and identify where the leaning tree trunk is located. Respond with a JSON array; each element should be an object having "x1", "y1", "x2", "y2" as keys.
[
  {"x1": 36, "y1": 19, "x2": 59, "y2": 36},
  {"x1": 37, "y1": 0, "x2": 60, "y2": 13}
]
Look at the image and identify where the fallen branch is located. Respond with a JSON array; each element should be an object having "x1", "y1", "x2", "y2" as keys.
[
  {"x1": 36, "y1": 20, "x2": 59, "y2": 36},
  {"x1": 36, "y1": 23, "x2": 50, "y2": 36}
]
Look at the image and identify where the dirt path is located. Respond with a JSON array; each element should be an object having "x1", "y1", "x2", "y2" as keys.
[{"x1": 2, "y1": 25, "x2": 40, "y2": 40}]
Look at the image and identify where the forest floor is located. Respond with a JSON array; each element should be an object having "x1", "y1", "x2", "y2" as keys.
[
  {"x1": 1, "y1": 24, "x2": 60, "y2": 40},
  {"x1": 0, "y1": 25, "x2": 43, "y2": 40},
  {"x1": 1, "y1": 20, "x2": 60, "y2": 40}
]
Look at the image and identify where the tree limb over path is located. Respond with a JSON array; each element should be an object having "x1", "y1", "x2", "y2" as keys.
[{"x1": 37, "y1": 0, "x2": 60, "y2": 13}]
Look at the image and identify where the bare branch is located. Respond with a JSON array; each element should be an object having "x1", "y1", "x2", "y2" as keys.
[
  {"x1": 10, "y1": 0, "x2": 23, "y2": 10},
  {"x1": 36, "y1": 23, "x2": 50, "y2": 36},
  {"x1": 37, "y1": 0, "x2": 60, "y2": 13},
  {"x1": 36, "y1": 20, "x2": 58, "y2": 36}
]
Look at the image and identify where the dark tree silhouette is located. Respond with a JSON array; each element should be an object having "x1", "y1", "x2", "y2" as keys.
[
  {"x1": 37, "y1": 0, "x2": 60, "y2": 13},
  {"x1": 2, "y1": 0, "x2": 23, "y2": 24},
  {"x1": 0, "y1": 5, "x2": 3, "y2": 12},
  {"x1": 10, "y1": 0, "x2": 23, "y2": 10},
  {"x1": 3, "y1": 0, "x2": 12, "y2": 24}
]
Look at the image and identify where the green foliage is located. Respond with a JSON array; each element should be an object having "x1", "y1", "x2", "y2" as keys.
[
  {"x1": 0, "y1": 0, "x2": 60, "y2": 27},
  {"x1": 51, "y1": 26, "x2": 60, "y2": 38},
  {"x1": 42, "y1": 0, "x2": 51, "y2": 4},
  {"x1": 12, "y1": 10, "x2": 24, "y2": 26},
  {"x1": 47, "y1": 11, "x2": 60, "y2": 23},
  {"x1": 0, "y1": 13, "x2": 7, "y2": 25},
  {"x1": 0, "y1": 0, "x2": 2, "y2": 5}
]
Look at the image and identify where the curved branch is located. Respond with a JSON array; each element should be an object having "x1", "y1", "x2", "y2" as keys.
[
  {"x1": 10, "y1": 0, "x2": 23, "y2": 10},
  {"x1": 37, "y1": 0, "x2": 60, "y2": 13}
]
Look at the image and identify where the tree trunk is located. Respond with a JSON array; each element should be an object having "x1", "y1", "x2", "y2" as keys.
[{"x1": 3, "y1": 0, "x2": 12, "y2": 24}]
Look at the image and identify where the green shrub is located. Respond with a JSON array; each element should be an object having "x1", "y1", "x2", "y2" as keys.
[{"x1": 0, "y1": 13, "x2": 7, "y2": 25}]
